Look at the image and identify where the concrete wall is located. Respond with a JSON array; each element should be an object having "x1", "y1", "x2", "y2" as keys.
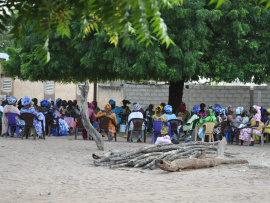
[
  {"x1": 253, "y1": 86, "x2": 270, "y2": 108},
  {"x1": 13, "y1": 80, "x2": 44, "y2": 101},
  {"x1": 97, "y1": 85, "x2": 124, "y2": 110},
  {"x1": 183, "y1": 85, "x2": 252, "y2": 110},
  {"x1": 123, "y1": 84, "x2": 169, "y2": 110}
]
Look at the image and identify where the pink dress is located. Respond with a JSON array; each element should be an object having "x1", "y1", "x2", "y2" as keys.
[
  {"x1": 58, "y1": 107, "x2": 76, "y2": 130},
  {"x1": 239, "y1": 113, "x2": 261, "y2": 142}
]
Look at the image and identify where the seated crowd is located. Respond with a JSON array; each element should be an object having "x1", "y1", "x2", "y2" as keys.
[{"x1": 1, "y1": 96, "x2": 269, "y2": 145}]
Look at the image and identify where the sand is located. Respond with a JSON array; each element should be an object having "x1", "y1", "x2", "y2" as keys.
[{"x1": 1, "y1": 134, "x2": 270, "y2": 203}]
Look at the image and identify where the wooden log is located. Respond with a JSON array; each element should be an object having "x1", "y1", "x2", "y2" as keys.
[
  {"x1": 155, "y1": 158, "x2": 248, "y2": 172},
  {"x1": 217, "y1": 137, "x2": 227, "y2": 158},
  {"x1": 134, "y1": 157, "x2": 156, "y2": 168},
  {"x1": 79, "y1": 82, "x2": 104, "y2": 150}
]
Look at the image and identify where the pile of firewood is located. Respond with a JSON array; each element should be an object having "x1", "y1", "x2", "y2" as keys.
[{"x1": 92, "y1": 138, "x2": 248, "y2": 172}]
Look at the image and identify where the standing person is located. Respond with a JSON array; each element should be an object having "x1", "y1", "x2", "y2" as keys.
[
  {"x1": 127, "y1": 103, "x2": 145, "y2": 142},
  {"x1": 96, "y1": 104, "x2": 117, "y2": 141},
  {"x1": 1, "y1": 96, "x2": 20, "y2": 136},
  {"x1": 239, "y1": 105, "x2": 263, "y2": 145},
  {"x1": 20, "y1": 96, "x2": 45, "y2": 138},
  {"x1": 80, "y1": 103, "x2": 96, "y2": 140}
]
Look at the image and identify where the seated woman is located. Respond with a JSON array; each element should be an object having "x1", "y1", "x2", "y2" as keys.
[
  {"x1": 20, "y1": 96, "x2": 45, "y2": 138},
  {"x1": 127, "y1": 103, "x2": 145, "y2": 142},
  {"x1": 91, "y1": 101, "x2": 100, "y2": 114},
  {"x1": 72, "y1": 100, "x2": 80, "y2": 115},
  {"x1": 32, "y1": 98, "x2": 39, "y2": 112},
  {"x1": 80, "y1": 103, "x2": 96, "y2": 140},
  {"x1": 164, "y1": 105, "x2": 176, "y2": 121},
  {"x1": 176, "y1": 102, "x2": 190, "y2": 124},
  {"x1": 192, "y1": 109, "x2": 217, "y2": 141},
  {"x1": 197, "y1": 103, "x2": 207, "y2": 119},
  {"x1": 144, "y1": 104, "x2": 155, "y2": 132},
  {"x1": 96, "y1": 104, "x2": 117, "y2": 141},
  {"x1": 213, "y1": 106, "x2": 223, "y2": 138},
  {"x1": 239, "y1": 105, "x2": 263, "y2": 145},
  {"x1": 152, "y1": 105, "x2": 169, "y2": 136},
  {"x1": 121, "y1": 100, "x2": 131, "y2": 124},
  {"x1": 109, "y1": 99, "x2": 123, "y2": 126},
  {"x1": 59, "y1": 100, "x2": 76, "y2": 131},
  {"x1": 39, "y1": 100, "x2": 50, "y2": 114},
  {"x1": 66, "y1": 100, "x2": 78, "y2": 117},
  {"x1": 182, "y1": 105, "x2": 199, "y2": 133},
  {"x1": 2, "y1": 96, "x2": 20, "y2": 136},
  {"x1": 54, "y1": 98, "x2": 62, "y2": 112}
]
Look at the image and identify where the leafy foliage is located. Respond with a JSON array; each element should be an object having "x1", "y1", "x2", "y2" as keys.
[{"x1": 3, "y1": 0, "x2": 270, "y2": 86}]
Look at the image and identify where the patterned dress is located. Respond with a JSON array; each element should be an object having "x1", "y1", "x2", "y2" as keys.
[
  {"x1": 152, "y1": 115, "x2": 169, "y2": 135},
  {"x1": 20, "y1": 107, "x2": 45, "y2": 137},
  {"x1": 239, "y1": 113, "x2": 262, "y2": 142}
]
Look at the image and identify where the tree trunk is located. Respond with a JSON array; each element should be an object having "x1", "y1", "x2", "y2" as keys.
[
  {"x1": 168, "y1": 80, "x2": 185, "y2": 113},
  {"x1": 155, "y1": 158, "x2": 248, "y2": 172},
  {"x1": 79, "y1": 82, "x2": 104, "y2": 151}
]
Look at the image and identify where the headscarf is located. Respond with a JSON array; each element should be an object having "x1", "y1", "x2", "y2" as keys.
[
  {"x1": 253, "y1": 105, "x2": 261, "y2": 114},
  {"x1": 109, "y1": 99, "x2": 116, "y2": 106},
  {"x1": 133, "y1": 102, "x2": 141, "y2": 111},
  {"x1": 215, "y1": 104, "x2": 222, "y2": 109},
  {"x1": 88, "y1": 103, "x2": 95, "y2": 108},
  {"x1": 220, "y1": 108, "x2": 226, "y2": 116},
  {"x1": 48, "y1": 98, "x2": 52, "y2": 104},
  {"x1": 105, "y1": 104, "x2": 111, "y2": 111},
  {"x1": 236, "y1": 107, "x2": 244, "y2": 115},
  {"x1": 21, "y1": 96, "x2": 31, "y2": 106},
  {"x1": 261, "y1": 108, "x2": 267, "y2": 113},
  {"x1": 40, "y1": 99, "x2": 44, "y2": 106},
  {"x1": 193, "y1": 105, "x2": 200, "y2": 114},
  {"x1": 164, "y1": 105, "x2": 172, "y2": 113},
  {"x1": 7, "y1": 96, "x2": 17, "y2": 105},
  {"x1": 92, "y1": 101, "x2": 97, "y2": 105},
  {"x1": 214, "y1": 106, "x2": 221, "y2": 113},
  {"x1": 179, "y1": 105, "x2": 186, "y2": 112},
  {"x1": 41, "y1": 100, "x2": 50, "y2": 107},
  {"x1": 73, "y1": 99, "x2": 77, "y2": 103},
  {"x1": 228, "y1": 105, "x2": 236, "y2": 113},
  {"x1": 267, "y1": 108, "x2": 270, "y2": 114},
  {"x1": 155, "y1": 105, "x2": 163, "y2": 115},
  {"x1": 56, "y1": 98, "x2": 61, "y2": 104}
]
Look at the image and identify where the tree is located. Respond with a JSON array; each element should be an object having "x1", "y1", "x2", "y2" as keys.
[{"x1": 3, "y1": 0, "x2": 270, "y2": 149}]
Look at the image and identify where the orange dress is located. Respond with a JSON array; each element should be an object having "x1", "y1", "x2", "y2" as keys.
[{"x1": 96, "y1": 112, "x2": 117, "y2": 134}]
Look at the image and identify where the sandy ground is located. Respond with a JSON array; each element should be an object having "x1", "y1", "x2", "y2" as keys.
[{"x1": 1, "y1": 133, "x2": 270, "y2": 203}]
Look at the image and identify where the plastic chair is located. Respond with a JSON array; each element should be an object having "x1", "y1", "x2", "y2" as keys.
[
  {"x1": 247, "y1": 120, "x2": 269, "y2": 147},
  {"x1": 20, "y1": 113, "x2": 45, "y2": 140},
  {"x1": 127, "y1": 118, "x2": 146, "y2": 143},
  {"x1": 151, "y1": 120, "x2": 171, "y2": 144},
  {"x1": 195, "y1": 122, "x2": 216, "y2": 142},
  {"x1": 168, "y1": 119, "x2": 182, "y2": 135},
  {"x1": 75, "y1": 115, "x2": 93, "y2": 140},
  {"x1": 188, "y1": 119, "x2": 199, "y2": 136},
  {"x1": 98, "y1": 116, "x2": 117, "y2": 141},
  {"x1": 6, "y1": 113, "x2": 21, "y2": 138}
]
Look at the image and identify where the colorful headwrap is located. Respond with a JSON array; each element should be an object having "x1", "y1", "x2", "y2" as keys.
[
  {"x1": 253, "y1": 105, "x2": 261, "y2": 113},
  {"x1": 105, "y1": 104, "x2": 111, "y2": 111},
  {"x1": 56, "y1": 98, "x2": 61, "y2": 103},
  {"x1": 92, "y1": 101, "x2": 97, "y2": 105},
  {"x1": 193, "y1": 105, "x2": 200, "y2": 114},
  {"x1": 109, "y1": 100, "x2": 116, "y2": 105},
  {"x1": 21, "y1": 96, "x2": 31, "y2": 106},
  {"x1": 88, "y1": 103, "x2": 95, "y2": 108},
  {"x1": 7, "y1": 96, "x2": 17, "y2": 105},
  {"x1": 267, "y1": 108, "x2": 270, "y2": 114},
  {"x1": 164, "y1": 105, "x2": 173, "y2": 113},
  {"x1": 73, "y1": 99, "x2": 77, "y2": 103},
  {"x1": 215, "y1": 106, "x2": 221, "y2": 113},
  {"x1": 179, "y1": 105, "x2": 186, "y2": 112},
  {"x1": 236, "y1": 107, "x2": 244, "y2": 115},
  {"x1": 41, "y1": 100, "x2": 50, "y2": 107},
  {"x1": 261, "y1": 108, "x2": 267, "y2": 113},
  {"x1": 215, "y1": 104, "x2": 222, "y2": 109},
  {"x1": 133, "y1": 102, "x2": 141, "y2": 111},
  {"x1": 40, "y1": 99, "x2": 44, "y2": 106},
  {"x1": 220, "y1": 108, "x2": 226, "y2": 116},
  {"x1": 155, "y1": 105, "x2": 163, "y2": 115}
]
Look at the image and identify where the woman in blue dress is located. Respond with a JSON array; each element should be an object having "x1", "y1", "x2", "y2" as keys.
[
  {"x1": 109, "y1": 100, "x2": 123, "y2": 127},
  {"x1": 20, "y1": 96, "x2": 46, "y2": 138}
]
